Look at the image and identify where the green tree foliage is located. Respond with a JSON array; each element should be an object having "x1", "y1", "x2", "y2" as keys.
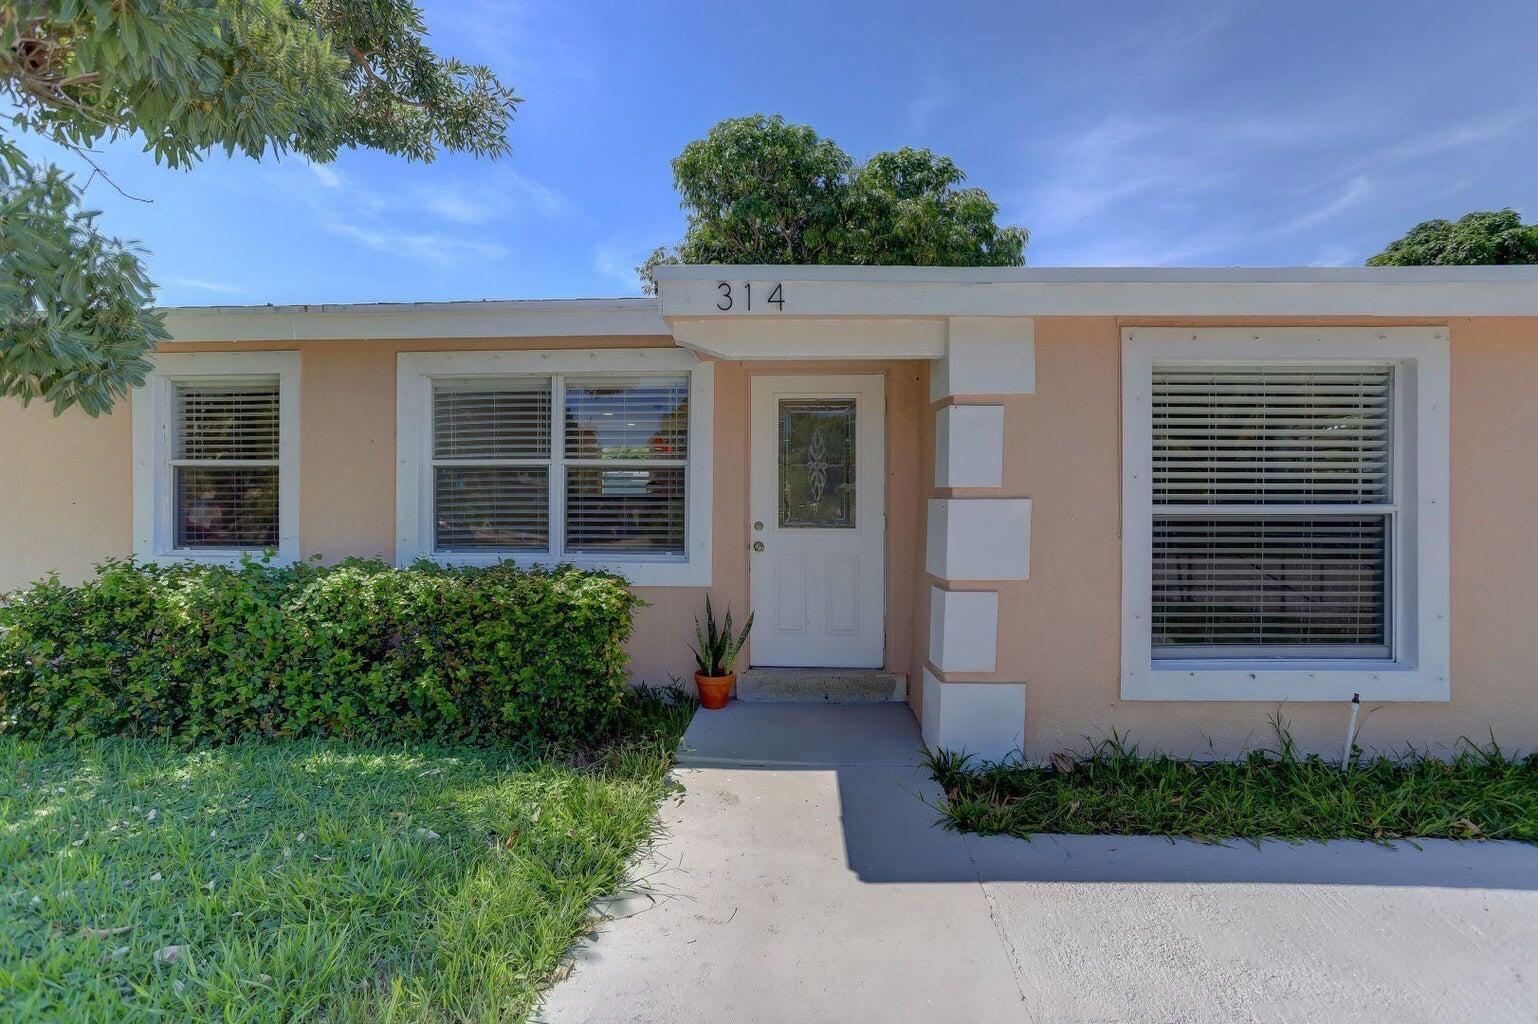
[
  {"x1": 1366, "y1": 209, "x2": 1538, "y2": 267},
  {"x1": 1, "y1": 1, "x2": 518, "y2": 415},
  {"x1": 639, "y1": 114, "x2": 1027, "y2": 291}
]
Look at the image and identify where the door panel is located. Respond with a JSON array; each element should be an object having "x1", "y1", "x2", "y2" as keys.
[{"x1": 750, "y1": 375, "x2": 885, "y2": 667}]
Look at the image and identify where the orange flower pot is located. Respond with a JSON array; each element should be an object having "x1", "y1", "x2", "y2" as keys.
[{"x1": 694, "y1": 671, "x2": 735, "y2": 710}]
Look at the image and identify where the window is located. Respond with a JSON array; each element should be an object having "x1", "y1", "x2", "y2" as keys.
[
  {"x1": 133, "y1": 352, "x2": 300, "y2": 564},
  {"x1": 1121, "y1": 329, "x2": 1449, "y2": 701},
  {"x1": 397, "y1": 350, "x2": 713, "y2": 586}
]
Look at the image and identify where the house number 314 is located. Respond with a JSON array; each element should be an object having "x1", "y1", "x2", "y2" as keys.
[{"x1": 715, "y1": 281, "x2": 785, "y2": 311}]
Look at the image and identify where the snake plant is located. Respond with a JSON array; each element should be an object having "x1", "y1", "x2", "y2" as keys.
[{"x1": 690, "y1": 596, "x2": 754, "y2": 677}]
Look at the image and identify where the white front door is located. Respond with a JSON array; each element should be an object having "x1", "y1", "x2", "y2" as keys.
[{"x1": 749, "y1": 375, "x2": 885, "y2": 667}]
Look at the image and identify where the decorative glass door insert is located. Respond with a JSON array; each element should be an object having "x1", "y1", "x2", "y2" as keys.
[{"x1": 777, "y1": 398, "x2": 856, "y2": 528}]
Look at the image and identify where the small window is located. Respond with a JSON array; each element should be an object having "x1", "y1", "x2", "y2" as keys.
[
  {"x1": 398, "y1": 351, "x2": 713, "y2": 587},
  {"x1": 172, "y1": 380, "x2": 281, "y2": 549},
  {"x1": 133, "y1": 353, "x2": 300, "y2": 565}
]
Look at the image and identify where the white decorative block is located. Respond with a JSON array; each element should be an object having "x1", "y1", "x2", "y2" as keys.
[
  {"x1": 935, "y1": 405, "x2": 1004, "y2": 488},
  {"x1": 921, "y1": 669, "x2": 1026, "y2": 763},
  {"x1": 931, "y1": 317, "x2": 1035, "y2": 400},
  {"x1": 928, "y1": 587, "x2": 998, "y2": 672},
  {"x1": 926, "y1": 498, "x2": 1030, "y2": 580}
]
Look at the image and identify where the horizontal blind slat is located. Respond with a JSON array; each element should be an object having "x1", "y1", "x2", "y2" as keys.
[
  {"x1": 565, "y1": 466, "x2": 685, "y2": 555},
  {"x1": 175, "y1": 380, "x2": 280, "y2": 461},
  {"x1": 564, "y1": 375, "x2": 688, "y2": 460},
  {"x1": 434, "y1": 466, "x2": 549, "y2": 551},
  {"x1": 1151, "y1": 515, "x2": 1387, "y2": 651},
  {"x1": 1152, "y1": 364, "x2": 1392, "y2": 506},
  {"x1": 433, "y1": 379, "x2": 551, "y2": 459}
]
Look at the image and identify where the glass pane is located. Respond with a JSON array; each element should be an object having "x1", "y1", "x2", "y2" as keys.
[
  {"x1": 174, "y1": 466, "x2": 279, "y2": 548},
  {"x1": 778, "y1": 399, "x2": 856, "y2": 529},
  {"x1": 1152, "y1": 514, "x2": 1389, "y2": 656},
  {"x1": 434, "y1": 466, "x2": 549, "y2": 551},
  {"x1": 564, "y1": 375, "x2": 688, "y2": 460},
  {"x1": 565, "y1": 466, "x2": 685, "y2": 555},
  {"x1": 175, "y1": 381, "x2": 279, "y2": 461},
  {"x1": 433, "y1": 379, "x2": 551, "y2": 459}
]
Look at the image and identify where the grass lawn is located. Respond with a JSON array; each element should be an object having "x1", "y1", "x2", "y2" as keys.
[
  {"x1": 927, "y1": 735, "x2": 1538, "y2": 844},
  {"x1": 0, "y1": 693, "x2": 694, "y2": 1023}
]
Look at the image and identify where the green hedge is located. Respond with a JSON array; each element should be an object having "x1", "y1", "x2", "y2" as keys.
[{"x1": 0, "y1": 558, "x2": 642, "y2": 743}]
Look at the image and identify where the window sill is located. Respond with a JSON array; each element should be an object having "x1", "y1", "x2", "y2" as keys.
[
  {"x1": 405, "y1": 551, "x2": 709, "y2": 588},
  {"x1": 142, "y1": 547, "x2": 298, "y2": 568},
  {"x1": 1122, "y1": 660, "x2": 1450, "y2": 702}
]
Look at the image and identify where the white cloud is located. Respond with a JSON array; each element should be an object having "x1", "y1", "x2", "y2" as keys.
[
  {"x1": 161, "y1": 277, "x2": 244, "y2": 296},
  {"x1": 592, "y1": 241, "x2": 648, "y2": 295}
]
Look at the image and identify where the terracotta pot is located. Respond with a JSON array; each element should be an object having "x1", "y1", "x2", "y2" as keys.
[{"x1": 694, "y1": 671, "x2": 735, "y2": 710}]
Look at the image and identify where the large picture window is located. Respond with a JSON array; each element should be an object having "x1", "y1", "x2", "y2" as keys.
[
  {"x1": 1121, "y1": 329, "x2": 1450, "y2": 702},
  {"x1": 398, "y1": 351, "x2": 713, "y2": 586},
  {"x1": 1150, "y1": 364, "x2": 1393, "y2": 659}
]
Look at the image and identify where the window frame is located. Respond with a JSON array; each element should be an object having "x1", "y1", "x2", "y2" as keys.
[
  {"x1": 396, "y1": 349, "x2": 714, "y2": 586},
  {"x1": 1120, "y1": 328, "x2": 1450, "y2": 702},
  {"x1": 132, "y1": 351, "x2": 301, "y2": 565}
]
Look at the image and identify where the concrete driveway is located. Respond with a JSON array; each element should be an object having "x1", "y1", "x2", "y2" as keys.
[{"x1": 537, "y1": 703, "x2": 1538, "y2": 1024}]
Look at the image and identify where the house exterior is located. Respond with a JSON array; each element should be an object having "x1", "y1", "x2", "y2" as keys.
[{"x1": 5, "y1": 265, "x2": 1538, "y2": 761}]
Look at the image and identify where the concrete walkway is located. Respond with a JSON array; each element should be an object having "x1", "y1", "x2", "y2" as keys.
[{"x1": 537, "y1": 703, "x2": 1538, "y2": 1024}]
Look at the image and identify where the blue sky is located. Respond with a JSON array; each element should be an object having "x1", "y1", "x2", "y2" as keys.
[{"x1": 30, "y1": 0, "x2": 1538, "y2": 305}]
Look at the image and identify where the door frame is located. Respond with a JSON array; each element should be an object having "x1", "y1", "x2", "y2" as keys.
[{"x1": 748, "y1": 373, "x2": 886, "y2": 668}]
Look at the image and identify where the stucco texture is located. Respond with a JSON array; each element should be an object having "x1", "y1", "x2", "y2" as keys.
[
  {"x1": 0, "y1": 337, "x2": 926, "y2": 690},
  {"x1": 5, "y1": 318, "x2": 1538, "y2": 756},
  {"x1": 926, "y1": 316, "x2": 1538, "y2": 758}
]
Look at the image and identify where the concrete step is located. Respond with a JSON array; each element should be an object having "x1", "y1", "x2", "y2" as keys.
[{"x1": 736, "y1": 667, "x2": 907, "y2": 703}]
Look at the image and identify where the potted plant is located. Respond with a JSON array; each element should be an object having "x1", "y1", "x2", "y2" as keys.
[{"x1": 690, "y1": 597, "x2": 754, "y2": 710}]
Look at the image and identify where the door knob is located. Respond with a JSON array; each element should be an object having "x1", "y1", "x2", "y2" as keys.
[{"x1": 753, "y1": 541, "x2": 765, "y2": 552}]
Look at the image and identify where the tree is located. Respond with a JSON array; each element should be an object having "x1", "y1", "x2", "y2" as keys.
[
  {"x1": 1366, "y1": 209, "x2": 1538, "y2": 267},
  {"x1": 639, "y1": 114, "x2": 1026, "y2": 292},
  {"x1": 1, "y1": 1, "x2": 518, "y2": 415}
]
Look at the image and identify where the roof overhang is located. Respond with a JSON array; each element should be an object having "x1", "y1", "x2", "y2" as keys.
[
  {"x1": 653, "y1": 265, "x2": 1538, "y2": 319},
  {"x1": 162, "y1": 297, "x2": 668, "y2": 343}
]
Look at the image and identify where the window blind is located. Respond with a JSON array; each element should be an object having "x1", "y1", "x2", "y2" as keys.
[
  {"x1": 1150, "y1": 364, "x2": 1393, "y2": 659},
  {"x1": 172, "y1": 380, "x2": 280, "y2": 549},
  {"x1": 1152, "y1": 365, "x2": 1392, "y2": 505},
  {"x1": 434, "y1": 466, "x2": 549, "y2": 551},
  {"x1": 433, "y1": 379, "x2": 551, "y2": 459},
  {"x1": 565, "y1": 466, "x2": 686, "y2": 554},
  {"x1": 564, "y1": 375, "x2": 688, "y2": 459},
  {"x1": 1152, "y1": 516, "x2": 1388, "y2": 653},
  {"x1": 175, "y1": 381, "x2": 279, "y2": 461}
]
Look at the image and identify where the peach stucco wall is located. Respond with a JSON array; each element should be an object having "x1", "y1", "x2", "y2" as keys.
[
  {"x1": 921, "y1": 316, "x2": 1538, "y2": 757},
  {"x1": 0, "y1": 336, "x2": 926, "y2": 689},
  {"x1": 6, "y1": 317, "x2": 1538, "y2": 756}
]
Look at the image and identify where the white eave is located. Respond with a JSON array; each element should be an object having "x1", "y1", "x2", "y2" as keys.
[
  {"x1": 159, "y1": 267, "x2": 1538, "y2": 348},
  {"x1": 162, "y1": 296, "x2": 669, "y2": 343},
  {"x1": 652, "y1": 265, "x2": 1538, "y2": 318}
]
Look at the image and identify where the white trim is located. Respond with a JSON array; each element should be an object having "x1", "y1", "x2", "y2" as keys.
[
  {"x1": 920, "y1": 670, "x2": 1027, "y2": 762},
  {"x1": 935, "y1": 405, "x2": 1005, "y2": 488},
  {"x1": 928, "y1": 587, "x2": 999, "y2": 672},
  {"x1": 1119, "y1": 327, "x2": 1451, "y2": 702},
  {"x1": 395, "y1": 348, "x2": 713, "y2": 587},
  {"x1": 164, "y1": 297, "x2": 667, "y2": 343},
  {"x1": 132, "y1": 351, "x2": 301, "y2": 565},
  {"x1": 669, "y1": 316, "x2": 944, "y2": 360},
  {"x1": 925, "y1": 498, "x2": 1031, "y2": 581},
  {"x1": 932, "y1": 318, "x2": 1035, "y2": 399},
  {"x1": 655, "y1": 265, "x2": 1538, "y2": 318}
]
